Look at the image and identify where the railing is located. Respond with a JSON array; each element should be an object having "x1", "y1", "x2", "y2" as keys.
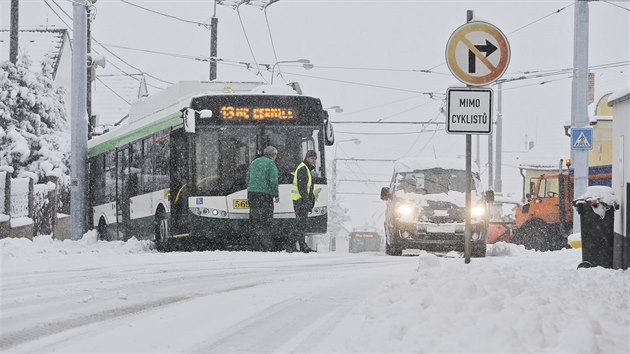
[{"x1": 0, "y1": 168, "x2": 68, "y2": 240}]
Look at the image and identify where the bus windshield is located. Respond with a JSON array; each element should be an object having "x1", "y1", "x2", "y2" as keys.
[{"x1": 194, "y1": 125, "x2": 324, "y2": 195}]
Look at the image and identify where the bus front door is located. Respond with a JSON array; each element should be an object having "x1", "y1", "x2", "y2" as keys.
[{"x1": 170, "y1": 130, "x2": 191, "y2": 236}]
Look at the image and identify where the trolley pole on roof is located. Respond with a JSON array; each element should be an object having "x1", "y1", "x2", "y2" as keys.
[
  {"x1": 570, "y1": 0, "x2": 590, "y2": 234},
  {"x1": 71, "y1": 1, "x2": 88, "y2": 240},
  {"x1": 209, "y1": 0, "x2": 218, "y2": 80}
]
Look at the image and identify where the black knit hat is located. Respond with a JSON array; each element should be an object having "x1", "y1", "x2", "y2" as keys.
[{"x1": 305, "y1": 150, "x2": 317, "y2": 158}]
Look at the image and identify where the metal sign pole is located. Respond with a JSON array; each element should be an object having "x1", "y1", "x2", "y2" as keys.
[{"x1": 463, "y1": 10, "x2": 474, "y2": 264}]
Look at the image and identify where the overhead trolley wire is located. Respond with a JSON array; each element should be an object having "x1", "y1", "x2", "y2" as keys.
[
  {"x1": 118, "y1": 0, "x2": 212, "y2": 28},
  {"x1": 48, "y1": 0, "x2": 172, "y2": 87},
  {"x1": 601, "y1": 1, "x2": 630, "y2": 12}
]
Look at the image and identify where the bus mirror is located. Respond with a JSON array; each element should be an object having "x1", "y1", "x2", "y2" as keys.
[
  {"x1": 183, "y1": 108, "x2": 196, "y2": 133},
  {"x1": 199, "y1": 109, "x2": 213, "y2": 119},
  {"x1": 324, "y1": 119, "x2": 334, "y2": 146}
]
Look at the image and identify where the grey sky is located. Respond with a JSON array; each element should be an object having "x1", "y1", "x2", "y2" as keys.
[{"x1": 2, "y1": 0, "x2": 628, "y2": 229}]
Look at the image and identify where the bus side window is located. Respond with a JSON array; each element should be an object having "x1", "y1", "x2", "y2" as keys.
[
  {"x1": 130, "y1": 141, "x2": 142, "y2": 197},
  {"x1": 105, "y1": 151, "x2": 116, "y2": 203},
  {"x1": 142, "y1": 138, "x2": 154, "y2": 193},
  {"x1": 91, "y1": 155, "x2": 106, "y2": 205},
  {"x1": 154, "y1": 130, "x2": 170, "y2": 190}
]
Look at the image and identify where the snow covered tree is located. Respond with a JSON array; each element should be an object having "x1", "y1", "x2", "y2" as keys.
[
  {"x1": 0, "y1": 54, "x2": 70, "y2": 187},
  {"x1": 327, "y1": 197, "x2": 351, "y2": 237}
]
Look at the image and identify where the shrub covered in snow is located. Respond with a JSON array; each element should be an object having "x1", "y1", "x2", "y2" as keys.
[{"x1": 0, "y1": 55, "x2": 70, "y2": 188}]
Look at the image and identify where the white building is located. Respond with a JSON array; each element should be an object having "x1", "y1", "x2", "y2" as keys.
[{"x1": 609, "y1": 88, "x2": 630, "y2": 270}]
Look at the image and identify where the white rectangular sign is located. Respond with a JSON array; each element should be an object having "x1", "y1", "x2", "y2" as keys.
[{"x1": 446, "y1": 87, "x2": 493, "y2": 134}]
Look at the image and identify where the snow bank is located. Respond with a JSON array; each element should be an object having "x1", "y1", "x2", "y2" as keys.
[{"x1": 0, "y1": 232, "x2": 155, "y2": 265}]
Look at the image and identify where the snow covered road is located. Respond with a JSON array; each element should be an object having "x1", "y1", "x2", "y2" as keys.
[
  {"x1": 1, "y1": 234, "x2": 628, "y2": 353},
  {"x1": 1, "y1": 237, "x2": 417, "y2": 353}
]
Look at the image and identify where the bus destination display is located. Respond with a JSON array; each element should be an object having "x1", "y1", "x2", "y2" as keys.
[{"x1": 219, "y1": 106, "x2": 294, "y2": 121}]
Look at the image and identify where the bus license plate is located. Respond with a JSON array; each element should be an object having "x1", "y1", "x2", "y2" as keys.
[{"x1": 233, "y1": 199, "x2": 249, "y2": 209}]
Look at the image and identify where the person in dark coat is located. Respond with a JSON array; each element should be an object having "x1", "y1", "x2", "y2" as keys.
[
  {"x1": 246, "y1": 146, "x2": 279, "y2": 251},
  {"x1": 288, "y1": 150, "x2": 317, "y2": 253}
]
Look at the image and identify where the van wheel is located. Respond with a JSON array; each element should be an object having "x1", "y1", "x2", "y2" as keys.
[
  {"x1": 155, "y1": 210, "x2": 169, "y2": 251},
  {"x1": 386, "y1": 241, "x2": 402, "y2": 256},
  {"x1": 471, "y1": 242, "x2": 487, "y2": 258}
]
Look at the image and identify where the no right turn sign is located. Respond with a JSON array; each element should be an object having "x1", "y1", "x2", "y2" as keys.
[{"x1": 446, "y1": 21, "x2": 510, "y2": 86}]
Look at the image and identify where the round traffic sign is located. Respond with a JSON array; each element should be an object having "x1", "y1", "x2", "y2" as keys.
[{"x1": 445, "y1": 21, "x2": 510, "y2": 86}]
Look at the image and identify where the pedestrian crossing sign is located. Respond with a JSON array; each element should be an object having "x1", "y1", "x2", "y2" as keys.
[{"x1": 571, "y1": 127, "x2": 593, "y2": 150}]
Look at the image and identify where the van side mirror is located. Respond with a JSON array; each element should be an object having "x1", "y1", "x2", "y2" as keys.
[
  {"x1": 324, "y1": 114, "x2": 334, "y2": 146},
  {"x1": 380, "y1": 187, "x2": 391, "y2": 201},
  {"x1": 484, "y1": 190, "x2": 495, "y2": 203}
]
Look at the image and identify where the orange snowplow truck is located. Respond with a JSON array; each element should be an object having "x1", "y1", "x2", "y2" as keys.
[{"x1": 513, "y1": 160, "x2": 612, "y2": 251}]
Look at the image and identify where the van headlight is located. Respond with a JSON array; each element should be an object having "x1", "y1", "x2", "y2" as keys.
[
  {"x1": 471, "y1": 205, "x2": 486, "y2": 218},
  {"x1": 396, "y1": 203, "x2": 414, "y2": 216}
]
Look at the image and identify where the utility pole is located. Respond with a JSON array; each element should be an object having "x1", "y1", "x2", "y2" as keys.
[
  {"x1": 571, "y1": 0, "x2": 589, "y2": 234},
  {"x1": 9, "y1": 0, "x2": 18, "y2": 63},
  {"x1": 86, "y1": 5, "x2": 93, "y2": 138},
  {"x1": 494, "y1": 83, "x2": 503, "y2": 193},
  {"x1": 71, "y1": 1, "x2": 88, "y2": 240},
  {"x1": 209, "y1": 0, "x2": 218, "y2": 80}
]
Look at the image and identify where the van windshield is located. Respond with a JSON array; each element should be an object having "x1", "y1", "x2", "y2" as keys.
[{"x1": 395, "y1": 168, "x2": 469, "y2": 194}]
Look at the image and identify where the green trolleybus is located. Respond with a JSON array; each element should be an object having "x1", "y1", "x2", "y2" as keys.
[{"x1": 87, "y1": 81, "x2": 334, "y2": 250}]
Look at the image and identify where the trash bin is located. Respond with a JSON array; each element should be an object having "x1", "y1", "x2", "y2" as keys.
[{"x1": 573, "y1": 186, "x2": 618, "y2": 269}]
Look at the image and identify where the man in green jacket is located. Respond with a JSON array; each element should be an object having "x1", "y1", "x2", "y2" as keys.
[{"x1": 246, "y1": 146, "x2": 279, "y2": 251}]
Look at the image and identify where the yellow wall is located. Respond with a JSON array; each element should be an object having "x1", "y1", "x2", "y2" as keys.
[
  {"x1": 590, "y1": 119, "x2": 613, "y2": 165},
  {"x1": 590, "y1": 93, "x2": 613, "y2": 166}
]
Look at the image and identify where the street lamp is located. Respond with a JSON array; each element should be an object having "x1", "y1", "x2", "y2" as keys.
[
  {"x1": 325, "y1": 105, "x2": 344, "y2": 114},
  {"x1": 270, "y1": 59, "x2": 313, "y2": 84},
  {"x1": 332, "y1": 138, "x2": 361, "y2": 201}
]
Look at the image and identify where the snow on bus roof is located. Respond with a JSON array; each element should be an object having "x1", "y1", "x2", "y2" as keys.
[{"x1": 393, "y1": 157, "x2": 479, "y2": 174}]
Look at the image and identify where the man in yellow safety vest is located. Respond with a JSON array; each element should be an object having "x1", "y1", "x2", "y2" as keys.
[{"x1": 288, "y1": 150, "x2": 317, "y2": 253}]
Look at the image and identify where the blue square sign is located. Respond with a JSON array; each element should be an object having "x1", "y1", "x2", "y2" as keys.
[{"x1": 571, "y1": 127, "x2": 593, "y2": 150}]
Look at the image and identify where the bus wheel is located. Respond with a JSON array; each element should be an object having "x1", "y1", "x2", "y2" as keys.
[
  {"x1": 155, "y1": 211, "x2": 169, "y2": 251},
  {"x1": 97, "y1": 218, "x2": 107, "y2": 241}
]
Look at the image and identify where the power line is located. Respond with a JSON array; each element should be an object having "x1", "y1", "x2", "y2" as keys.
[
  {"x1": 48, "y1": 0, "x2": 172, "y2": 87},
  {"x1": 96, "y1": 77, "x2": 131, "y2": 105},
  {"x1": 333, "y1": 121, "x2": 443, "y2": 124},
  {"x1": 118, "y1": 0, "x2": 212, "y2": 28},
  {"x1": 601, "y1": 0, "x2": 630, "y2": 12},
  {"x1": 281, "y1": 70, "x2": 439, "y2": 95},
  {"x1": 335, "y1": 129, "x2": 442, "y2": 136},
  {"x1": 312, "y1": 65, "x2": 452, "y2": 76},
  {"x1": 422, "y1": 3, "x2": 577, "y2": 76},
  {"x1": 507, "y1": 3, "x2": 574, "y2": 35},
  {"x1": 236, "y1": 2, "x2": 265, "y2": 81}
]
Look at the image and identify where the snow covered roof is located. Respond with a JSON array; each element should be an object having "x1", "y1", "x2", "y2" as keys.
[
  {"x1": 393, "y1": 157, "x2": 478, "y2": 174},
  {"x1": 0, "y1": 28, "x2": 69, "y2": 79},
  {"x1": 608, "y1": 87, "x2": 630, "y2": 106}
]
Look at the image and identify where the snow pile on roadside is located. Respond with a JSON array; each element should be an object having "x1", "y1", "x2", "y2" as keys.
[
  {"x1": 1, "y1": 232, "x2": 155, "y2": 262},
  {"x1": 321, "y1": 244, "x2": 628, "y2": 353}
]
